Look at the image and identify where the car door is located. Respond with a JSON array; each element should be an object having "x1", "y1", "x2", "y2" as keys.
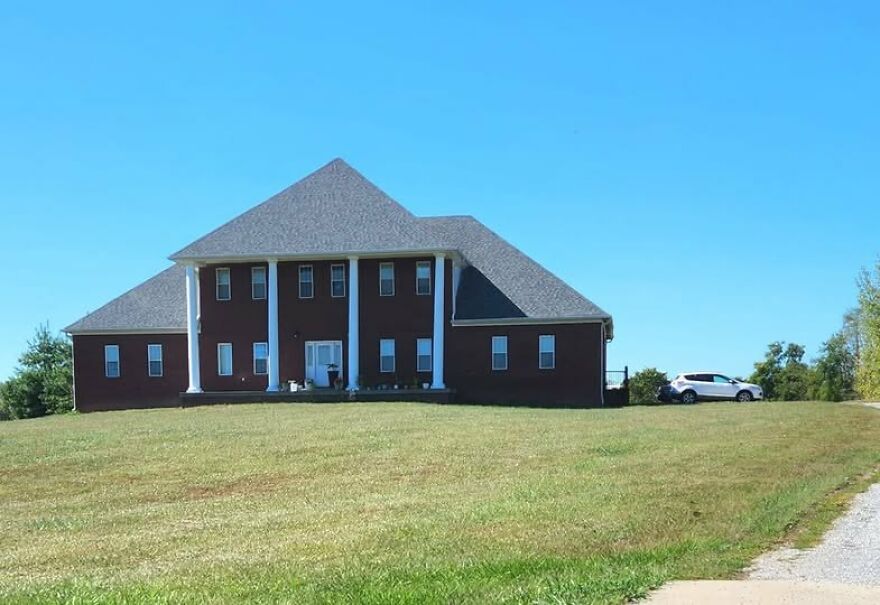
[
  {"x1": 709, "y1": 374, "x2": 738, "y2": 399},
  {"x1": 685, "y1": 374, "x2": 713, "y2": 398}
]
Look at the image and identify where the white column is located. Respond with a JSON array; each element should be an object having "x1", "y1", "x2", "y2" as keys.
[
  {"x1": 185, "y1": 263, "x2": 202, "y2": 393},
  {"x1": 452, "y1": 259, "x2": 462, "y2": 318},
  {"x1": 347, "y1": 256, "x2": 360, "y2": 390},
  {"x1": 432, "y1": 253, "x2": 446, "y2": 389},
  {"x1": 267, "y1": 259, "x2": 280, "y2": 391}
]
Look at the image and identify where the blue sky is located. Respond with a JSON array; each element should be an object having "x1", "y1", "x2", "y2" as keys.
[{"x1": 1, "y1": 1, "x2": 878, "y2": 381}]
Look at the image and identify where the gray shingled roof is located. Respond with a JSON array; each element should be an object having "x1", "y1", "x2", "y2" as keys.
[
  {"x1": 170, "y1": 159, "x2": 446, "y2": 261},
  {"x1": 421, "y1": 216, "x2": 611, "y2": 322},
  {"x1": 68, "y1": 160, "x2": 611, "y2": 333},
  {"x1": 64, "y1": 265, "x2": 186, "y2": 334}
]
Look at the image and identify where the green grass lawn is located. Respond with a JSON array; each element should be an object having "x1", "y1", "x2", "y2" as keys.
[{"x1": 1, "y1": 401, "x2": 878, "y2": 604}]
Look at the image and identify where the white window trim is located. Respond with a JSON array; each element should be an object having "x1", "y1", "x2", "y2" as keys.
[
  {"x1": 253, "y1": 342, "x2": 268, "y2": 375},
  {"x1": 379, "y1": 262, "x2": 395, "y2": 297},
  {"x1": 104, "y1": 344, "x2": 120, "y2": 378},
  {"x1": 539, "y1": 334, "x2": 556, "y2": 370},
  {"x1": 217, "y1": 342, "x2": 233, "y2": 376},
  {"x1": 379, "y1": 338, "x2": 396, "y2": 373},
  {"x1": 416, "y1": 337, "x2": 432, "y2": 372},
  {"x1": 216, "y1": 267, "x2": 231, "y2": 301},
  {"x1": 491, "y1": 336, "x2": 508, "y2": 371},
  {"x1": 415, "y1": 261, "x2": 432, "y2": 296},
  {"x1": 251, "y1": 266, "x2": 267, "y2": 300},
  {"x1": 147, "y1": 344, "x2": 163, "y2": 378},
  {"x1": 330, "y1": 263, "x2": 346, "y2": 298},
  {"x1": 299, "y1": 265, "x2": 314, "y2": 299}
]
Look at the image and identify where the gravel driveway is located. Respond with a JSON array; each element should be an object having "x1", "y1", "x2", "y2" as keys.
[{"x1": 747, "y1": 482, "x2": 880, "y2": 585}]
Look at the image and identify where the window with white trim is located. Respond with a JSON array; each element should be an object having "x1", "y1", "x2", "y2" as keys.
[
  {"x1": 251, "y1": 266, "x2": 267, "y2": 300},
  {"x1": 331, "y1": 264, "x2": 345, "y2": 298},
  {"x1": 218, "y1": 343, "x2": 233, "y2": 376},
  {"x1": 491, "y1": 336, "x2": 508, "y2": 371},
  {"x1": 539, "y1": 335, "x2": 556, "y2": 369},
  {"x1": 416, "y1": 338, "x2": 432, "y2": 372},
  {"x1": 147, "y1": 344, "x2": 163, "y2": 377},
  {"x1": 253, "y1": 342, "x2": 268, "y2": 375},
  {"x1": 216, "y1": 268, "x2": 231, "y2": 301},
  {"x1": 379, "y1": 262, "x2": 395, "y2": 296},
  {"x1": 299, "y1": 265, "x2": 314, "y2": 299},
  {"x1": 104, "y1": 344, "x2": 120, "y2": 378},
  {"x1": 380, "y1": 339, "x2": 395, "y2": 373},
  {"x1": 416, "y1": 261, "x2": 431, "y2": 295}
]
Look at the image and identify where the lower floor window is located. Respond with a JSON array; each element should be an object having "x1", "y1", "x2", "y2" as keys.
[
  {"x1": 417, "y1": 338, "x2": 432, "y2": 372},
  {"x1": 380, "y1": 339, "x2": 395, "y2": 373},
  {"x1": 491, "y1": 336, "x2": 508, "y2": 371},
  {"x1": 147, "y1": 344, "x2": 163, "y2": 377},
  {"x1": 253, "y1": 342, "x2": 268, "y2": 375},
  {"x1": 218, "y1": 343, "x2": 233, "y2": 376},
  {"x1": 104, "y1": 344, "x2": 120, "y2": 378},
  {"x1": 539, "y1": 335, "x2": 556, "y2": 369}
]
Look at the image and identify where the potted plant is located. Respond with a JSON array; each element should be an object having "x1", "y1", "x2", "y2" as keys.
[
  {"x1": 422, "y1": 381, "x2": 431, "y2": 390},
  {"x1": 304, "y1": 378, "x2": 315, "y2": 391},
  {"x1": 327, "y1": 363, "x2": 339, "y2": 387}
]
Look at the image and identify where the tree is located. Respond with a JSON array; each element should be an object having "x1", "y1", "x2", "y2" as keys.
[
  {"x1": 0, "y1": 324, "x2": 73, "y2": 419},
  {"x1": 750, "y1": 341, "x2": 812, "y2": 401},
  {"x1": 856, "y1": 260, "x2": 880, "y2": 399},
  {"x1": 810, "y1": 331, "x2": 856, "y2": 401},
  {"x1": 629, "y1": 367, "x2": 669, "y2": 404}
]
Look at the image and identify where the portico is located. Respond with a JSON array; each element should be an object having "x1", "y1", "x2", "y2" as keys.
[{"x1": 183, "y1": 253, "x2": 449, "y2": 393}]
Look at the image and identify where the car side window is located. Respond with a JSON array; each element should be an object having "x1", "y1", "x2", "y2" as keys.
[
  {"x1": 695, "y1": 374, "x2": 712, "y2": 382},
  {"x1": 713, "y1": 375, "x2": 730, "y2": 383},
  {"x1": 684, "y1": 374, "x2": 698, "y2": 381}
]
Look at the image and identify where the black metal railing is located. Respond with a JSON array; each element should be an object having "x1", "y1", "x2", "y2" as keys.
[{"x1": 604, "y1": 366, "x2": 629, "y2": 406}]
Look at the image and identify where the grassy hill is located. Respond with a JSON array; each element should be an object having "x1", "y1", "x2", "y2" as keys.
[{"x1": 1, "y1": 401, "x2": 878, "y2": 604}]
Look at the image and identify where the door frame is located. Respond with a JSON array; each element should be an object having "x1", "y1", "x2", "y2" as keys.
[{"x1": 304, "y1": 340, "x2": 343, "y2": 387}]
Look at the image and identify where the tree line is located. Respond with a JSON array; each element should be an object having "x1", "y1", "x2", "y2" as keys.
[
  {"x1": 628, "y1": 259, "x2": 880, "y2": 404},
  {"x1": 0, "y1": 325, "x2": 72, "y2": 420}
]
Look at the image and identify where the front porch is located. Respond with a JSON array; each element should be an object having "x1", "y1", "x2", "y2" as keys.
[{"x1": 180, "y1": 388, "x2": 456, "y2": 406}]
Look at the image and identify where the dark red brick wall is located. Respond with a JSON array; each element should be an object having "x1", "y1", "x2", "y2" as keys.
[
  {"x1": 199, "y1": 262, "x2": 269, "y2": 391},
  {"x1": 72, "y1": 257, "x2": 606, "y2": 410},
  {"x1": 72, "y1": 333, "x2": 187, "y2": 412},
  {"x1": 357, "y1": 257, "x2": 448, "y2": 387},
  {"x1": 446, "y1": 322, "x2": 604, "y2": 407},
  {"x1": 277, "y1": 260, "x2": 349, "y2": 384}
]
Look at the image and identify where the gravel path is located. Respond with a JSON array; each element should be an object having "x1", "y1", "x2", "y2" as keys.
[{"x1": 747, "y1": 483, "x2": 880, "y2": 585}]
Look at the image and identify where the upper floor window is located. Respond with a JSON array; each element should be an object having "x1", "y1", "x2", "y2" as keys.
[
  {"x1": 416, "y1": 261, "x2": 432, "y2": 295},
  {"x1": 216, "y1": 268, "x2": 231, "y2": 301},
  {"x1": 331, "y1": 264, "x2": 346, "y2": 298},
  {"x1": 147, "y1": 344, "x2": 163, "y2": 377},
  {"x1": 217, "y1": 343, "x2": 233, "y2": 376},
  {"x1": 491, "y1": 336, "x2": 508, "y2": 371},
  {"x1": 417, "y1": 338, "x2": 432, "y2": 372},
  {"x1": 104, "y1": 344, "x2": 120, "y2": 378},
  {"x1": 539, "y1": 335, "x2": 556, "y2": 370},
  {"x1": 299, "y1": 265, "x2": 314, "y2": 299},
  {"x1": 380, "y1": 338, "x2": 396, "y2": 373},
  {"x1": 379, "y1": 263, "x2": 395, "y2": 296},
  {"x1": 251, "y1": 266, "x2": 267, "y2": 300},
  {"x1": 253, "y1": 342, "x2": 268, "y2": 375}
]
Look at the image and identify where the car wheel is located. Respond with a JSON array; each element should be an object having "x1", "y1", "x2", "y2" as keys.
[
  {"x1": 736, "y1": 390, "x2": 753, "y2": 402},
  {"x1": 681, "y1": 390, "x2": 697, "y2": 404}
]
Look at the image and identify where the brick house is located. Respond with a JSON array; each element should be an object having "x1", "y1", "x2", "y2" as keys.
[{"x1": 65, "y1": 159, "x2": 613, "y2": 411}]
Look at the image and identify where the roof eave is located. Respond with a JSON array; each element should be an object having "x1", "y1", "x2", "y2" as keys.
[
  {"x1": 451, "y1": 315, "x2": 612, "y2": 327},
  {"x1": 169, "y1": 248, "x2": 463, "y2": 264}
]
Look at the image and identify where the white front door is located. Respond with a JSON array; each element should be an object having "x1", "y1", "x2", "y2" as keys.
[{"x1": 305, "y1": 341, "x2": 343, "y2": 387}]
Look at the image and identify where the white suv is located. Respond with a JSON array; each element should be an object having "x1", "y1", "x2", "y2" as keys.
[{"x1": 662, "y1": 372, "x2": 764, "y2": 404}]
